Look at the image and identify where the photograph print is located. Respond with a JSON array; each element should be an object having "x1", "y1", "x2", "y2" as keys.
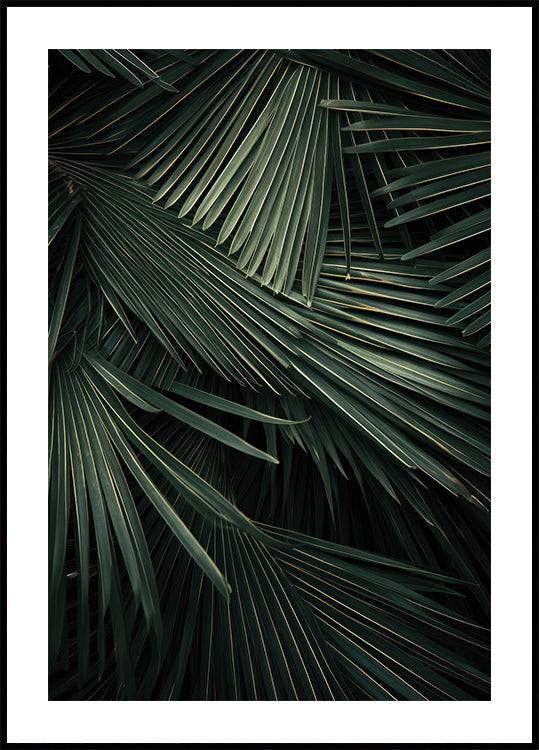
[{"x1": 48, "y1": 47, "x2": 491, "y2": 702}]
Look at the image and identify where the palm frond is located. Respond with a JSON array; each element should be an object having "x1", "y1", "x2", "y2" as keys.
[{"x1": 48, "y1": 48, "x2": 490, "y2": 701}]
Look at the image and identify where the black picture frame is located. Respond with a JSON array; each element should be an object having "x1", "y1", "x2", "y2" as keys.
[{"x1": 1, "y1": 2, "x2": 536, "y2": 746}]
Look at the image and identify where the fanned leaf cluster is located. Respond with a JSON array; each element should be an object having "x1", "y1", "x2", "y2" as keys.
[{"x1": 49, "y1": 48, "x2": 490, "y2": 701}]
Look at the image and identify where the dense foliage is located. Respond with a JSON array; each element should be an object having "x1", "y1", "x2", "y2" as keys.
[{"x1": 49, "y1": 49, "x2": 490, "y2": 700}]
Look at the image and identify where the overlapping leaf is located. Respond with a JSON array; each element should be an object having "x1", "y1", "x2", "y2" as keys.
[{"x1": 48, "y1": 48, "x2": 491, "y2": 701}]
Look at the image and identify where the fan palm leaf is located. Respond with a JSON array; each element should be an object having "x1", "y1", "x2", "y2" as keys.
[{"x1": 49, "y1": 47, "x2": 490, "y2": 701}]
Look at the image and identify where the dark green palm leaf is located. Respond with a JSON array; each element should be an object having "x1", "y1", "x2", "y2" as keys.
[{"x1": 49, "y1": 48, "x2": 490, "y2": 702}]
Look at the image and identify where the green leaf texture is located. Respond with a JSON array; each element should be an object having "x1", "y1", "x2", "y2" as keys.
[{"x1": 49, "y1": 48, "x2": 490, "y2": 701}]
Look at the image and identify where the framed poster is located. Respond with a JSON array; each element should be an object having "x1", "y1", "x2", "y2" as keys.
[{"x1": 2, "y1": 1, "x2": 536, "y2": 746}]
